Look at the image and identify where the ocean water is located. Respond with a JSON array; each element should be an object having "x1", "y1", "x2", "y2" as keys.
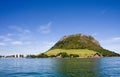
[{"x1": 0, "y1": 57, "x2": 120, "y2": 77}]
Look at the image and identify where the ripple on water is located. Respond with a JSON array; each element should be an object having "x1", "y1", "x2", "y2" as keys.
[
  {"x1": 7, "y1": 72, "x2": 64, "y2": 77},
  {"x1": 1, "y1": 58, "x2": 120, "y2": 77}
]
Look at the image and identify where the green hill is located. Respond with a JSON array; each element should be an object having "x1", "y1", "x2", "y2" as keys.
[{"x1": 46, "y1": 34, "x2": 120, "y2": 57}]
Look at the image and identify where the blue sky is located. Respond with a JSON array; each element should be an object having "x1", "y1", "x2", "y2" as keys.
[{"x1": 0, "y1": 0, "x2": 120, "y2": 55}]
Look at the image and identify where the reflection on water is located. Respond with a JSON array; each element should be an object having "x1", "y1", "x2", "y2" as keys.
[
  {"x1": 0, "y1": 58, "x2": 120, "y2": 77},
  {"x1": 55, "y1": 58, "x2": 101, "y2": 77}
]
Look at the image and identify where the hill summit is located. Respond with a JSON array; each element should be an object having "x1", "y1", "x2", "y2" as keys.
[
  {"x1": 51, "y1": 34, "x2": 100, "y2": 50},
  {"x1": 47, "y1": 34, "x2": 120, "y2": 57}
]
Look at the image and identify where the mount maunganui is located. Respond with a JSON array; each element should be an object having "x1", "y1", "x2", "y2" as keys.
[{"x1": 45, "y1": 34, "x2": 120, "y2": 57}]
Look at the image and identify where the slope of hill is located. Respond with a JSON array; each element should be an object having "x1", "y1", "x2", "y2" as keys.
[
  {"x1": 50, "y1": 34, "x2": 101, "y2": 50},
  {"x1": 45, "y1": 49, "x2": 97, "y2": 58},
  {"x1": 46, "y1": 34, "x2": 120, "y2": 57}
]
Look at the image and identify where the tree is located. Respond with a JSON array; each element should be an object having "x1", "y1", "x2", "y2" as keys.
[
  {"x1": 37, "y1": 53, "x2": 48, "y2": 58},
  {"x1": 26, "y1": 55, "x2": 36, "y2": 58},
  {"x1": 57, "y1": 52, "x2": 69, "y2": 58},
  {"x1": 49, "y1": 55, "x2": 56, "y2": 58},
  {"x1": 70, "y1": 54, "x2": 79, "y2": 58}
]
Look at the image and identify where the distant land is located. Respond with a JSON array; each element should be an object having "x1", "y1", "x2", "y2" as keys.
[{"x1": 28, "y1": 34, "x2": 120, "y2": 58}]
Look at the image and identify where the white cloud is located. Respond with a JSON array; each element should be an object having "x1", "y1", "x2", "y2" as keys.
[
  {"x1": 0, "y1": 35, "x2": 12, "y2": 42},
  {"x1": 91, "y1": 33, "x2": 98, "y2": 36},
  {"x1": 23, "y1": 29, "x2": 31, "y2": 33},
  {"x1": 24, "y1": 41, "x2": 31, "y2": 45},
  {"x1": 3, "y1": 38, "x2": 12, "y2": 42},
  {"x1": 11, "y1": 41, "x2": 32, "y2": 45},
  {"x1": 42, "y1": 41, "x2": 55, "y2": 48},
  {"x1": 9, "y1": 26, "x2": 31, "y2": 34},
  {"x1": 100, "y1": 37, "x2": 120, "y2": 53},
  {"x1": 0, "y1": 42, "x2": 5, "y2": 46},
  {"x1": 9, "y1": 26, "x2": 22, "y2": 32},
  {"x1": 8, "y1": 26, "x2": 33, "y2": 41},
  {"x1": 101, "y1": 37, "x2": 120, "y2": 44},
  {"x1": 38, "y1": 22, "x2": 52, "y2": 34},
  {"x1": 18, "y1": 34, "x2": 33, "y2": 41},
  {"x1": 11, "y1": 41, "x2": 23, "y2": 45},
  {"x1": 113, "y1": 37, "x2": 120, "y2": 41},
  {"x1": 0, "y1": 36, "x2": 5, "y2": 39},
  {"x1": 102, "y1": 44, "x2": 120, "y2": 54},
  {"x1": 6, "y1": 33, "x2": 15, "y2": 37}
]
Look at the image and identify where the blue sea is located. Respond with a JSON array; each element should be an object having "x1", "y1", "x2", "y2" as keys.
[{"x1": 0, "y1": 57, "x2": 120, "y2": 77}]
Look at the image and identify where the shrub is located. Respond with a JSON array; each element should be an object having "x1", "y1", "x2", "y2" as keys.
[
  {"x1": 70, "y1": 54, "x2": 79, "y2": 58},
  {"x1": 56, "y1": 52, "x2": 69, "y2": 58}
]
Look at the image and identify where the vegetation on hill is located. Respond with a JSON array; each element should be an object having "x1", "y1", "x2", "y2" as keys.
[
  {"x1": 51, "y1": 34, "x2": 100, "y2": 50},
  {"x1": 27, "y1": 49, "x2": 102, "y2": 58},
  {"x1": 49, "y1": 34, "x2": 120, "y2": 57},
  {"x1": 45, "y1": 49, "x2": 97, "y2": 58},
  {"x1": 27, "y1": 34, "x2": 120, "y2": 58}
]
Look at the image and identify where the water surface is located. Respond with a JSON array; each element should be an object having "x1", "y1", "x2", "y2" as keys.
[{"x1": 0, "y1": 57, "x2": 120, "y2": 77}]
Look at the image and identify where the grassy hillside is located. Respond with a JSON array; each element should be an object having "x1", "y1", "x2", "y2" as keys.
[
  {"x1": 45, "y1": 49, "x2": 99, "y2": 58},
  {"x1": 49, "y1": 34, "x2": 120, "y2": 57}
]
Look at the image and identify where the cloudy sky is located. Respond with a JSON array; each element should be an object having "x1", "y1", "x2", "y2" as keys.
[{"x1": 0, "y1": 0, "x2": 120, "y2": 55}]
